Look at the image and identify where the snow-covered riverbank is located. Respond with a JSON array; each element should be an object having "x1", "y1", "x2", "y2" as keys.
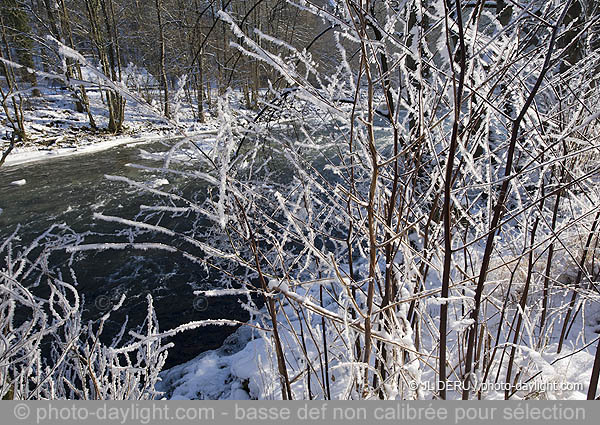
[
  {"x1": 2, "y1": 128, "x2": 221, "y2": 167},
  {"x1": 4, "y1": 132, "x2": 165, "y2": 167},
  {"x1": 0, "y1": 80, "x2": 221, "y2": 168}
]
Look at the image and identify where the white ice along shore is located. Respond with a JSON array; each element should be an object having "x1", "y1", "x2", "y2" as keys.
[
  {"x1": 2, "y1": 128, "x2": 221, "y2": 167},
  {"x1": 157, "y1": 273, "x2": 599, "y2": 400},
  {"x1": 4, "y1": 136, "x2": 151, "y2": 167}
]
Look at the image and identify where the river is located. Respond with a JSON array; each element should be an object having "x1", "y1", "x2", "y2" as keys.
[{"x1": 0, "y1": 138, "x2": 249, "y2": 368}]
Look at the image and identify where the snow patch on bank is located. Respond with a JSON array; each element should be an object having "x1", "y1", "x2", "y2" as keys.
[
  {"x1": 4, "y1": 136, "x2": 149, "y2": 167},
  {"x1": 3, "y1": 129, "x2": 219, "y2": 167},
  {"x1": 157, "y1": 327, "x2": 256, "y2": 400},
  {"x1": 1, "y1": 82, "x2": 220, "y2": 168}
]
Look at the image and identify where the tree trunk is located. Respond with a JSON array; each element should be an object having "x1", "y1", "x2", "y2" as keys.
[
  {"x1": 155, "y1": 0, "x2": 170, "y2": 118},
  {"x1": 58, "y1": 0, "x2": 97, "y2": 129}
]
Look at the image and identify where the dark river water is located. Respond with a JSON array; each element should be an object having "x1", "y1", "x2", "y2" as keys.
[{"x1": 0, "y1": 139, "x2": 249, "y2": 369}]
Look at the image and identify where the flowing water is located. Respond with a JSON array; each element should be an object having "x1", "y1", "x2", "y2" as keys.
[
  {"x1": 0, "y1": 139, "x2": 249, "y2": 368},
  {"x1": 0, "y1": 120, "x2": 393, "y2": 369}
]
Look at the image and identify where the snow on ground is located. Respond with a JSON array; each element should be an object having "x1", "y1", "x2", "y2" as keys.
[
  {"x1": 1, "y1": 83, "x2": 219, "y2": 167},
  {"x1": 5, "y1": 135, "x2": 159, "y2": 167},
  {"x1": 158, "y1": 296, "x2": 597, "y2": 401},
  {"x1": 157, "y1": 326, "x2": 256, "y2": 400},
  {"x1": 158, "y1": 279, "x2": 357, "y2": 400},
  {"x1": 158, "y1": 251, "x2": 600, "y2": 401}
]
